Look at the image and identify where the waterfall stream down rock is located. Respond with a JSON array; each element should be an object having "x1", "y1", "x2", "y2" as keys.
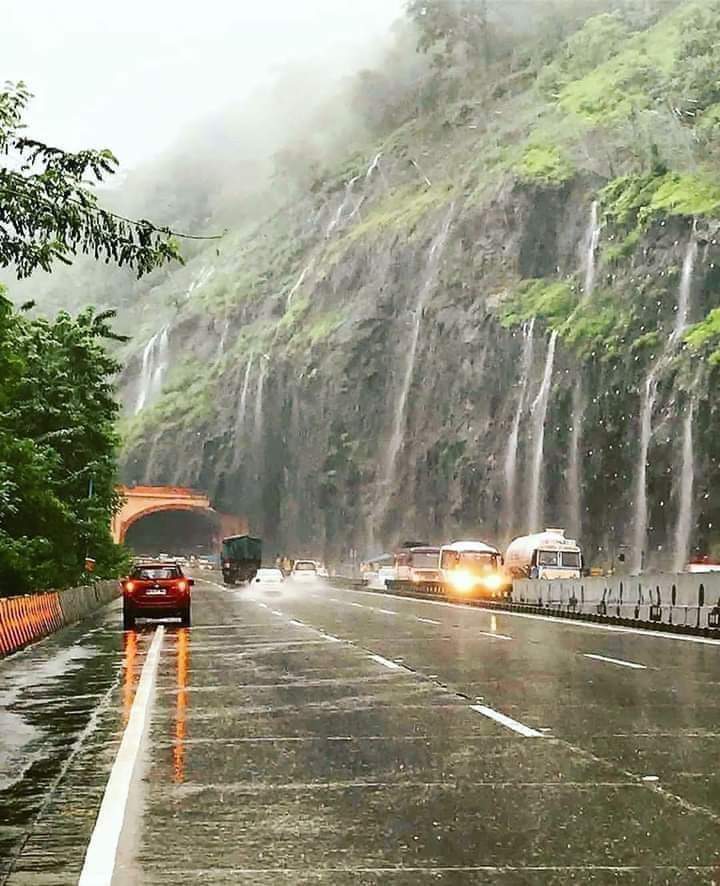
[
  {"x1": 633, "y1": 233, "x2": 698, "y2": 572},
  {"x1": 377, "y1": 205, "x2": 456, "y2": 521},
  {"x1": 503, "y1": 318, "x2": 536, "y2": 538},
  {"x1": 528, "y1": 330, "x2": 558, "y2": 533},
  {"x1": 134, "y1": 327, "x2": 169, "y2": 415}
]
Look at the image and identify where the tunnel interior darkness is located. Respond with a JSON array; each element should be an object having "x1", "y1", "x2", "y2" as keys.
[{"x1": 124, "y1": 509, "x2": 219, "y2": 557}]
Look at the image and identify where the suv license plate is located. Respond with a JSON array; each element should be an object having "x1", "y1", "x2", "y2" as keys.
[{"x1": 146, "y1": 589, "x2": 167, "y2": 596}]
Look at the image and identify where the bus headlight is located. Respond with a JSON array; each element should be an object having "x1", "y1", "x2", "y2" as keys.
[
  {"x1": 483, "y1": 573, "x2": 503, "y2": 592},
  {"x1": 449, "y1": 571, "x2": 475, "y2": 593}
]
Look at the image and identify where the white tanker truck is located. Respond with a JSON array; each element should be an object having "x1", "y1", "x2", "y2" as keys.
[{"x1": 505, "y1": 529, "x2": 583, "y2": 581}]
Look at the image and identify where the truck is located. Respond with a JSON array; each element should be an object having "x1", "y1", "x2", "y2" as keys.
[
  {"x1": 505, "y1": 529, "x2": 583, "y2": 580},
  {"x1": 221, "y1": 535, "x2": 262, "y2": 586}
]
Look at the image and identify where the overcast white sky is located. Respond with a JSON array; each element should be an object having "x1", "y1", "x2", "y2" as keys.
[{"x1": 4, "y1": 0, "x2": 405, "y2": 170}]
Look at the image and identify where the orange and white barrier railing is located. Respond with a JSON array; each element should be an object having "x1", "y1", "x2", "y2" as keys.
[{"x1": 0, "y1": 582, "x2": 120, "y2": 659}]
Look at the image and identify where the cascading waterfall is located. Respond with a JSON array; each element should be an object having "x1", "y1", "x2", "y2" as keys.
[
  {"x1": 231, "y1": 357, "x2": 255, "y2": 469},
  {"x1": 366, "y1": 152, "x2": 383, "y2": 179},
  {"x1": 633, "y1": 232, "x2": 698, "y2": 572},
  {"x1": 673, "y1": 396, "x2": 696, "y2": 573},
  {"x1": 502, "y1": 318, "x2": 536, "y2": 537},
  {"x1": 286, "y1": 262, "x2": 314, "y2": 308},
  {"x1": 527, "y1": 331, "x2": 558, "y2": 533},
  {"x1": 567, "y1": 380, "x2": 586, "y2": 538},
  {"x1": 254, "y1": 356, "x2": 269, "y2": 447},
  {"x1": 187, "y1": 266, "x2": 215, "y2": 299},
  {"x1": 326, "y1": 175, "x2": 360, "y2": 239},
  {"x1": 378, "y1": 205, "x2": 455, "y2": 512},
  {"x1": 672, "y1": 234, "x2": 699, "y2": 339},
  {"x1": 217, "y1": 317, "x2": 230, "y2": 358},
  {"x1": 632, "y1": 374, "x2": 658, "y2": 573},
  {"x1": 135, "y1": 326, "x2": 169, "y2": 414},
  {"x1": 582, "y1": 201, "x2": 602, "y2": 298}
]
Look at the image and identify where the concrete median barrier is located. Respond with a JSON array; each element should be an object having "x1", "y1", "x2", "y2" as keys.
[
  {"x1": 336, "y1": 573, "x2": 720, "y2": 637},
  {"x1": 0, "y1": 580, "x2": 120, "y2": 659},
  {"x1": 512, "y1": 573, "x2": 720, "y2": 633}
]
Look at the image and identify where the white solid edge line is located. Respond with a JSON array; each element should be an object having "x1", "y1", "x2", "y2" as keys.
[
  {"x1": 470, "y1": 704, "x2": 545, "y2": 738},
  {"x1": 584, "y1": 653, "x2": 647, "y2": 670},
  {"x1": 344, "y1": 586, "x2": 720, "y2": 646},
  {"x1": 375, "y1": 609, "x2": 398, "y2": 616},
  {"x1": 416, "y1": 617, "x2": 441, "y2": 625},
  {"x1": 369, "y1": 654, "x2": 405, "y2": 671},
  {"x1": 477, "y1": 630, "x2": 513, "y2": 641},
  {"x1": 79, "y1": 626, "x2": 165, "y2": 886}
]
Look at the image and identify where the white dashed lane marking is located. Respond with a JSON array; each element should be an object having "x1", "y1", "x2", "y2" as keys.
[
  {"x1": 470, "y1": 704, "x2": 546, "y2": 738},
  {"x1": 369, "y1": 654, "x2": 407, "y2": 671},
  {"x1": 583, "y1": 653, "x2": 647, "y2": 670}
]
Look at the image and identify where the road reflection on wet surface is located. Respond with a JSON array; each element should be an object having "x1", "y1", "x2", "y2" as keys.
[{"x1": 2, "y1": 576, "x2": 720, "y2": 883}]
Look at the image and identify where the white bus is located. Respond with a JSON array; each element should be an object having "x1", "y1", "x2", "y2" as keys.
[{"x1": 439, "y1": 540, "x2": 510, "y2": 597}]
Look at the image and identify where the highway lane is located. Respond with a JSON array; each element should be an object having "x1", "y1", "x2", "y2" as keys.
[{"x1": 2, "y1": 576, "x2": 720, "y2": 883}]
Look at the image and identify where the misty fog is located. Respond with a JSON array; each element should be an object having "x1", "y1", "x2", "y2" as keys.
[{"x1": 4, "y1": 0, "x2": 406, "y2": 170}]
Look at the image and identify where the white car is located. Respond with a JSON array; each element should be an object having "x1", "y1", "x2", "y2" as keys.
[
  {"x1": 374, "y1": 566, "x2": 397, "y2": 588},
  {"x1": 254, "y1": 568, "x2": 285, "y2": 585},
  {"x1": 291, "y1": 560, "x2": 319, "y2": 582}
]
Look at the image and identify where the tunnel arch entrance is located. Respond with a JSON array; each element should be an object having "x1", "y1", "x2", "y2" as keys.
[
  {"x1": 124, "y1": 506, "x2": 220, "y2": 557},
  {"x1": 112, "y1": 486, "x2": 248, "y2": 551}
]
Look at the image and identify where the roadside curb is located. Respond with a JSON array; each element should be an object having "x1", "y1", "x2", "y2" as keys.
[{"x1": 0, "y1": 581, "x2": 120, "y2": 660}]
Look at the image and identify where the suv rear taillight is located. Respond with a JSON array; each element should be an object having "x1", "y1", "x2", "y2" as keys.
[
  {"x1": 124, "y1": 581, "x2": 136, "y2": 593},
  {"x1": 177, "y1": 580, "x2": 188, "y2": 593}
]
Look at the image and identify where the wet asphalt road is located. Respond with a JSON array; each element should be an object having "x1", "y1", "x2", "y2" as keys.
[{"x1": 2, "y1": 577, "x2": 720, "y2": 883}]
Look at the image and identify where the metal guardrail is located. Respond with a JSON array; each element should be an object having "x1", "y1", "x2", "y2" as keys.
[{"x1": 332, "y1": 575, "x2": 720, "y2": 639}]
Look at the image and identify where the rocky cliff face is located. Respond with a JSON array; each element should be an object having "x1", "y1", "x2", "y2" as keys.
[
  {"x1": 117, "y1": 151, "x2": 720, "y2": 568},
  {"x1": 113, "y1": 1, "x2": 720, "y2": 566}
]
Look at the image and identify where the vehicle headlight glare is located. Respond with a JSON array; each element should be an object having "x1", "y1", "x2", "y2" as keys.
[{"x1": 449, "y1": 571, "x2": 475, "y2": 593}]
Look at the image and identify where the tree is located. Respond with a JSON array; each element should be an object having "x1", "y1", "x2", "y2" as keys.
[
  {"x1": 0, "y1": 294, "x2": 131, "y2": 594},
  {"x1": 0, "y1": 82, "x2": 211, "y2": 593},
  {"x1": 406, "y1": 0, "x2": 491, "y2": 68},
  {"x1": 0, "y1": 82, "x2": 189, "y2": 278}
]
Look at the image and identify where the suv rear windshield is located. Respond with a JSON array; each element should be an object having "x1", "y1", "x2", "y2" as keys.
[
  {"x1": 132, "y1": 566, "x2": 181, "y2": 580},
  {"x1": 295, "y1": 562, "x2": 317, "y2": 571}
]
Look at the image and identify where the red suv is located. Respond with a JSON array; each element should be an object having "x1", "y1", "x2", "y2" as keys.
[{"x1": 122, "y1": 561, "x2": 193, "y2": 629}]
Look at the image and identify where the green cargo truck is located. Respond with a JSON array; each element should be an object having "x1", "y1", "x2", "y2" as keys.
[{"x1": 221, "y1": 535, "x2": 262, "y2": 585}]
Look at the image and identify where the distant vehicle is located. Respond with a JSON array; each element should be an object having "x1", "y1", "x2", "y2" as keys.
[
  {"x1": 407, "y1": 546, "x2": 441, "y2": 584},
  {"x1": 440, "y1": 540, "x2": 510, "y2": 597},
  {"x1": 376, "y1": 565, "x2": 397, "y2": 588},
  {"x1": 505, "y1": 529, "x2": 583, "y2": 580},
  {"x1": 254, "y1": 568, "x2": 285, "y2": 584},
  {"x1": 197, "y1": 557, "x2": 214, "y2": 571},
  {"x1": 222, "y1": 535, "x2": 262, "y2": 585},
  {"x1": 686, "y1": 555, "x2": 720, "y2": 573},
  {"x1": 122, "y1": 561, "x2": 193, "y2": 629},
  {"x1": 394, "y1": 540, "x2": 430, "y2": 580},
  {"x1": 291, "y1": 560, "x2": 319, "y2": 582}
]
